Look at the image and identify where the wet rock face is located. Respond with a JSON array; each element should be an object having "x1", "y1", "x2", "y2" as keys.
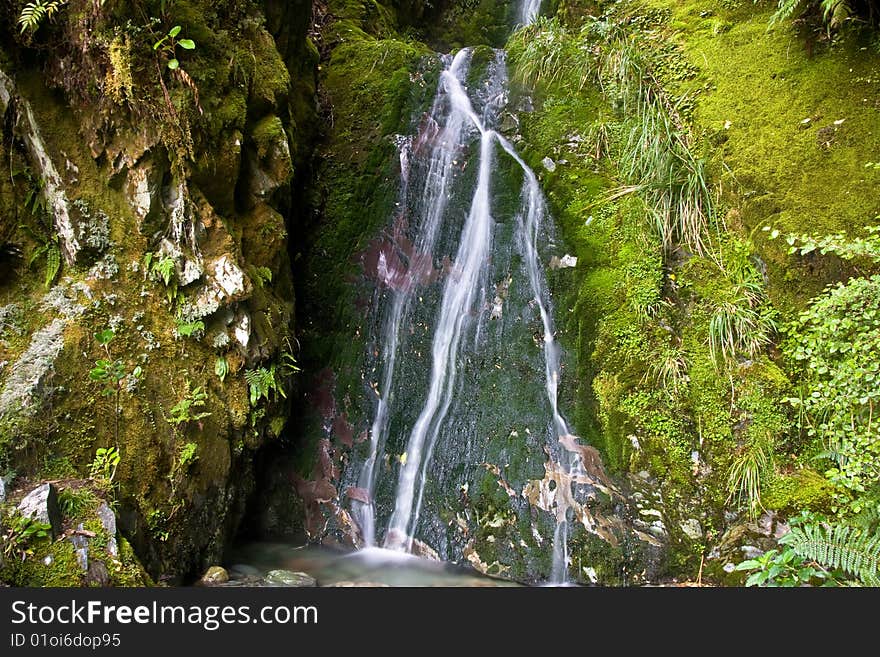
[{"x1": 0, "y1": 0, "x2": 317, "y2": 583}]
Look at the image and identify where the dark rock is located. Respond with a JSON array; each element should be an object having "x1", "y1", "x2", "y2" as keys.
[
  {"x1": 17, "y1": 483, "x2": 62, "y2": 537},
  {"x1": 85, "y1": 560, "x2": 111, "y2": 587}
]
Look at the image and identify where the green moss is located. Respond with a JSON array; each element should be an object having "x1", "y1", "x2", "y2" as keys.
[
  {"x1": 646, "y1": 0, "x2": 880, "y2": 312},
  {"x1": 1, "y1": 538, "x2": 82, "y2": 587},
  {"x1": 764, "y1": 467, "x2": 836, "y2": 514}
]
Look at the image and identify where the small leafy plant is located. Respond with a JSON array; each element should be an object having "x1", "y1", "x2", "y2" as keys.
[
  {"x1": 175, "y1": 319, "x2": 204, "y2": 339},
  {"x1": 90, "y1": 446, "x2": 121, "y2": 483},
  {"x1": 1, "y1": 511, "x2": 52, "y2": 561},
  {"x1": 734, "y1": 546, "x2": 831, "y2": 587},
  {"x1": 245, "y1": 365, "x2": 286, "y2": 406},
  {"x1": 89, "y1": 329, "x2": 143, "y2": 447},
  {"x1": 214, "y1": 356, "x2": 229, "y2": 383},
  {"x1": 169, "y1": 381, "x2": 211, "y2": 427},
  {"x1": 153, "y1": 25, "x2": 196, "y2": 70},
  {"x1": 144, "y1": 252, "x2": 178, "y2": 304},
  {"x1": 177, "y1": 442, "x2": 198, "y2": 470}
]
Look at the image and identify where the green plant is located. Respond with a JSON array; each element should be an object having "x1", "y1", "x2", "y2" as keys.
[
  {"x1": 778, "y1": 227, "x2": 880, "y2": 502},
  {"x1": 768, "y1": 0, "x2": 874, "y2": 33},
  {"x1": 726, "y1": 438, "x2": 773, "y2": 520},
  {"x1": 58, "y1": 487, "x2": 100, "y2": 519},
  {"x1": 89, "y1": 446, "x2": 121, "y2": 483},
  {"x1": 214, "y1": 356, "x2": 229, "y2": 383},
  {"x1": 169, "y1": 381, "x2": 210, "y2": 427},
  {"x1": 18, "y1": 0, "x2": 67, "y2": 33},
  {"x1": 1, "y1": 512, "x2": 52, "y2": 561},
  {"x1": 152, "y1": 24, "x2": 196, "y2": 70},
  {"x1": 146, "y1": 509, "x2": 169, "y2": 542},
  {"x1": 734, "y1": 546, "x2": 831, "y2": 586},
  {"x1": 15, "y1": 168, "x2": 62, "y2": 288},
  {"x1": 279, "y1": 338, "x2": 302, "y2": 377},
  {"x1": 250, "y1": 266, "x2": 273, "y2": 288},
  {"x1": 780, "y1": 519, "x2": 880, "y2": 585},
  {"x1": 175, "y1": 319, "x2": 204, "y2": 339},
  {"x1": 177, "y1": 442, "x2": 198, "y2": 470},
  {"x1": 245, "y1": 365, "x2": 286, "y2": 406},
  {"x1": 643, "y1": 344, "x2": 689, "y2": 397},
  {"x1": 89, "y1": 329, "x2": 143, "y2": 447},
  {"x1": 144, "y1": 252, "x2": 178, "y2": 304}
]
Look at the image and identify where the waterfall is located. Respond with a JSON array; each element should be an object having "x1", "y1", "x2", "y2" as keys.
[
  {"x1": 348, "y1": 1, "x2": 587, "y2": 584},
  {"x1": 353, "y1": 51, "x2": 476, "y2": 547}
]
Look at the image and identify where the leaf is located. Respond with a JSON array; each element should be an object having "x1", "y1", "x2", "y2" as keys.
[
  {"x1": 95, "y1": 329, "x2": 115, "y2": 345},
  {"x1": 745, "y1": 571, "x2": 764, "y2": 587},
  {"x1": 169, "y1": 25, "x2": 182, "y2": 37},
  {"x1": 178, "y1": 39, "x2": 195, "y2": 50},
  {"x1": 167, "y1": 59, "x2": 179, "y2": 70}
]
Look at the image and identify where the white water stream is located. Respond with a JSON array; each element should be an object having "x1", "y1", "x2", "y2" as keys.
[{"x1": 354, "y1": 3, "x2": 584, "y2": 584}]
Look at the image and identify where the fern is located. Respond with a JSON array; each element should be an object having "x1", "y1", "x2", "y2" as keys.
[
  {"x1": 251, "y1": 266, "x2": 273, "y2": 288},
  {"x1": 780, "y1": 522, "x2": 880, "y2": 586},
  {"x1": 44, "y1": 241, "x2": 60, "y2": 287},
  {"x1": 244, "y1": 365, "x2": 286, "y2": 406},
  {"x1": 18, "y1": 1, "x2": 67, "y2": 34},
  {"x1": 769, "y1": 0, "x2": 808, "y2": 25}
]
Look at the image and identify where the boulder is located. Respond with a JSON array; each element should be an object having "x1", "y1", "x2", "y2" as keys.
[
  {"x1": 96, "y1": 502, "x2": 118, "y2": 557},
  {"x1": 264, "y1": 570, "x2": 316, "y2": 587},
  {"x1": 200, "y1": 566, "x2": 229, "y2": 585},
  {"x1": 17, "y1": 483, "x2": 62, "y2": 537}
]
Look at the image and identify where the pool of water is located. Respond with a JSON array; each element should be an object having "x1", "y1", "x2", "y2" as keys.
[{"x1": 227, "y1": 543, "x2": 521, "y2": 587}]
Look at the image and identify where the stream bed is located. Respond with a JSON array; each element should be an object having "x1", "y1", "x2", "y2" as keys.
[{"x1": 227, "y1": 542, "x2": 521, "y2": 587}]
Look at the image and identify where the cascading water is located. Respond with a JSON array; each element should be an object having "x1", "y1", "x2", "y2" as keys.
[{"x1": 345, "y1": 3, "x2": 597, "y2": 584}]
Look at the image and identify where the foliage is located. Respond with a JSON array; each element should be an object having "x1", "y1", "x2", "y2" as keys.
[
  {"x1": 168, "y1": 382, "x2": 210, "y2": 427},
  {"x1": 244, "y1": 365, "x2": 286, "y2": 406},
  {"x1": 778, "y1": 226, "x2": 880, "y2": 500},
  {"x1": 250, "y1": 266, "x2": 273, "y2": 288},
  {"x1": 214, "y1": 356, "x2": 229, "y2": 383},
  {"x1": 707, "y1": 291, "x2": 776, "y2": 366},
  {"x1": 780, "y1": 518, "x2": 880, "y2": 585},
  {"x1": 734, "y1": 546, "x2": 831, "y2": 586},
  {"x1": 726, "y1": 438, "x2": 773, "y2": 519},
  {"x1": 1, "y1": 512, "x2": 51, "y2": 561},
  {"x1": 768, "y1": 0, "x2": 876, "y2": 32},
  {"x1": 89, "y1": 446, "x2": 120, "y2": 483},
  {"x1": 58, "y1": 487, "x2": 99, "y2": 519},
  {"x1": 153, "y1": 24, "x2": 196, "y2": 71},
  {"x1": 643, "y1": 344, "x2": 689, "y2": 398},
  {"x1": 175, "y1": 319, "x2": 204, "y2": 339},
  {"x1": 770, "y1": 223, "x2": 880, "y2": 263},
  {"x1": 176, "y1": 442, "x2": 198, "y2": 470},
  {"x1": 18, "y1": 0, "x2": 67, "y2": 34},
  {"x1": 144, "y1": 252, "x2": 178, "y2": 304},
  {"x1": 508, "y1": 17, "x2": 595, "y2": 90},
  {"x1": 88, "y1": 329, "x2": 143, "y2": 447},
  {"x1": 15, "y1": 168, "x2": 62, "y2": 288}
]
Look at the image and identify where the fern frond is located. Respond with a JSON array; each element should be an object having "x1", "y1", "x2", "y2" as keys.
[
  {"x1": 44, "y1": 242, "x2": 60, "y2": 287},
  {"x1": 769, "y1": 0, "x2": 807, "y2": 25},
  {"x1": 781, "y1": 523, "x2": 880, "y2": 586},
  {"x1": 18, "y1": 1, "x2": 66, "y2": 34}
]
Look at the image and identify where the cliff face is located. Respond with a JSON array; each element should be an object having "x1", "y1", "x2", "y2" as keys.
[{"x1": 0, "y1": 0, "x2": 317, "y2": 583}]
